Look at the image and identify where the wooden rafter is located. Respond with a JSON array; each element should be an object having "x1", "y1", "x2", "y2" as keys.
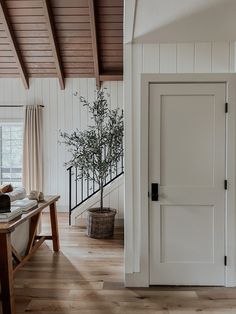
[
  {"x1": 88, "y1": 0, "x2": 100, "y2": 89},
  {"x1": 100, "y1": 74, "x2": 123, "y2": 82},
  {"x1": 0, "y1": 0, "x2": 29, "y2": 89},
  {"x1": 42, "y1": 0, "x2": 65, "y2": 90},
  {"x1": 0, "y1": 0, "x2": 123, "y2": 83}
]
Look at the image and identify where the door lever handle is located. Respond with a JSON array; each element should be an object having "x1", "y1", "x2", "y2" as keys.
[{"x1": 151, "y1": 183, "x2": 159, "y2": 201}]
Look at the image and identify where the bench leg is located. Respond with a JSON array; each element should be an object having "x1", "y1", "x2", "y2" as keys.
[
  {"x1": 49, "y1": 202, "x2": 60, "y2": 252},
  {"x1": 0, "y1": 233, "x2": 16, "y2": 314}
]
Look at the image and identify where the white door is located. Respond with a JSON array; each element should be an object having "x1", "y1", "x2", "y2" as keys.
[{"x1": 149, "y1": 83, "x2": 226, "y2": 285}]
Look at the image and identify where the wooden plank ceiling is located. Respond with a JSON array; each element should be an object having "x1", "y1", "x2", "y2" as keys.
[{"x1": 0, "y1": 0, "x2": 123, "y2": 89}]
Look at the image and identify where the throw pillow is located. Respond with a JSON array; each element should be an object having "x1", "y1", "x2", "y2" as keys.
[{"x1": 0, "y1": 184, "x2": 13, "y2": 194}]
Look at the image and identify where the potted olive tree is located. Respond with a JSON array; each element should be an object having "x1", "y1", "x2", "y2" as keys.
[{"x1": 60, "y1": 89, "x2": 124, "y2": 238}]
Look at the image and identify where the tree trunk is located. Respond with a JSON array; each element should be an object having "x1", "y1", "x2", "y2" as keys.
[{"x1": 100, "y1": 179, "x2": 103, "y2": 211}]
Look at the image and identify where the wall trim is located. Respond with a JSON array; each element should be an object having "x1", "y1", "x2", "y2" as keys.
[
  {"x1": 124, "y1": 43, "x2": 135, "y2": 274},
  {"x1": 125, "y1": 73, "x2": 236, "y2": 287},
  {"x1": 124, "y1": 0, "x2": 137, "y2": 44}
]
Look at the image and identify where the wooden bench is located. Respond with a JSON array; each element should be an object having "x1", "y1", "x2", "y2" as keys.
[{"x1": 0, "y1": 195, "x2": 60, "y2": 314}]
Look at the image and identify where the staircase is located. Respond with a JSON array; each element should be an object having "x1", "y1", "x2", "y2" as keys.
[{"x1": 67, "y1": 156, "x2": 124, "y2": 225}]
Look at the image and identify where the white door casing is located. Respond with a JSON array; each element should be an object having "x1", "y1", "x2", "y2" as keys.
[{"x1": 149, "y1": 83, "x2": 226, "y2": 285}]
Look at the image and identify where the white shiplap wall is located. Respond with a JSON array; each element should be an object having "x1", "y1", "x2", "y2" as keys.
[
  {"x1": 0, "y1": 78, "x2": 124, "y2": 220},
  {"x1": 125, "y1": 41, "x2": 236, "y2": 281},
  {"x1": 140, "y1": 42, "x2": 235, "y2": 73}
]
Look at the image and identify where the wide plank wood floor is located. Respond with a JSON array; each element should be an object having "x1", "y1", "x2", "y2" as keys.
[{"x1": 2, "y1": 213, "x2": 236, "y2": 313}]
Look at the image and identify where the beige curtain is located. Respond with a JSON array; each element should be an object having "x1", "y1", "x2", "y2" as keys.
[{"x1": 22, "y1": 105, "x2": 43, "y2": 193}]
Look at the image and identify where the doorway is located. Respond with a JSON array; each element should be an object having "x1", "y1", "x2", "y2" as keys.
[{"x1": 149, "y1": 82, "x2": 226, "y2": 285}]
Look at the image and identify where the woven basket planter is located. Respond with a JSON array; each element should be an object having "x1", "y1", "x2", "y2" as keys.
[{"x1": 86, "y1": 208, "x2": 117, "y2": 239}]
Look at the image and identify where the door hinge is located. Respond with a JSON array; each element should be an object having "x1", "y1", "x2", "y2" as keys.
[
  {"x1": 224, "y1": 256, "x2": 227, "y2": 266},
  {"x1": 225, "y1": 102, "x2": 228, "y2": 113},
  {"x1": 224, "y1": 180, "x2": 228, "y2": 190}
]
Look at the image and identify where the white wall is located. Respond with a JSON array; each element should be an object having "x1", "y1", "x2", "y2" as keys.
[
  {"x1": 0, "y1": 78, "x2": 124, "y2": 220},
  {"x1": 134, "y1": 0, "x2": 236, "y2": 43},
  {"x1": 124, "y1": 41, "x2": 236, "y2": 284}
]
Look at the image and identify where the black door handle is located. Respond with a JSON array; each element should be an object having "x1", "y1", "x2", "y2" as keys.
[{"x1": 151, "y1": 183, "x2": 159, "y2": 201}]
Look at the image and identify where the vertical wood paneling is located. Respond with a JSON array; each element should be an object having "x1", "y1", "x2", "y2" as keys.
[
  {"x1": 177, "y1": 43, "x2": 194, "y2": 73},
  {"x1": 49, "y1": 79, "x2": 58, "y2": 195},
  {"x1": 57, "y1": 83, "x2": 66, "y2": 207},
  {"x1": 26, "y1": 79, "x2": 35, "y2": 105},
  {"x1": 103, "y1": 81, "x2": 111, "y2": 109},
  {"x1": 111, "y1": 187, "x2": 119, "y2": 218},
  {"x1": 118, "y1": 185, "x2": 124, "y2": 219},
  {"x1": 132, "y1": 43, "x2": 143, "y2": 271},
  {"x1": 111, "y1": 81, "x2": 118, "y2": 109},
  {"x1": 34, "y1": 78, "x2": 42, "y2": 106},
  {"x1": 139, "y1": 41, "x2": 234, "y2": 75},
  {"x1": 87, "y1": 79, "x2": 96, "y2": 111},
  {"x1": 142, "y1": 44, "x2": 159, "y2": 73},
  {"x1": 194, "y1": 42, "x2": 212, "y2": 73},
  {"x1": 160, "y1": 43, "x2": 177, "y2": 73},
  {"x1": 72, "y1": 78, "x2": 80, "y2": 131},
  {"x1": 87, "y1": 79, "x2": 96, "y2": 209},
  {"x1": 212, "y1": 42, "x2": 230, "y2": 73},
  {"x1": 63, "y1": 78, "x2": 74, "y2": 213},
  {"x1": 118, "y1": 81, "x2": 123, "y2": 107},
  {"x1": 0, "y1": 107, "x2": 23, "y2": 120},
  {"x1": 42, "y1": 79, "x2": 50, "y2": 194},
  {"x1": 108, "y1": 81, "x2": 119, "y2": 213},
  {"x1": 79, "y1": 79, "x2": 88, "y2": 131},
  {"x1": 229, "y1": 41, "x2": 236, "y2": 73},
  {"x1": 103, "y1": 194, "x2": 110, "y2": 208},
  {"x1": 0, "y1": 78, "x2": 124, "y2": 218}
]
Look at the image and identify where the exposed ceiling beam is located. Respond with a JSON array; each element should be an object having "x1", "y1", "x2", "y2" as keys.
[
  {"x1": 100, "y1": 75, "x2": 123, "y2": 82},
  {"x1": 42, "y1": 0, "x2": 65, "y2": 90},
  {"x1": 88, "y1": 0, "x2": 100, "y2": 89},
  {"x1": 0, "y1": 0, "x2": 29, "y2": 89}
]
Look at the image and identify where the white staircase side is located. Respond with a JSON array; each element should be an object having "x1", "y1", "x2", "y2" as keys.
[{"x1": 71, "y1": 174, "x2": 124, "y2": 225}]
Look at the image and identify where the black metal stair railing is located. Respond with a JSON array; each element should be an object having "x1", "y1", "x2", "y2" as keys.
[{"x1": 67, "y1": 155, "x2": 124, "y2": 225}]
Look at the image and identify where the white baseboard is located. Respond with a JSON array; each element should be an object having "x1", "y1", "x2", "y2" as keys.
[{"x1": 125, "y1": 272, "x2": 149, "y2": 287}]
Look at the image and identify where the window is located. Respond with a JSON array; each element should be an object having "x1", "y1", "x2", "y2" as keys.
[{"x1": 0, "y1": 123, "x2": 24, "y2": 187}]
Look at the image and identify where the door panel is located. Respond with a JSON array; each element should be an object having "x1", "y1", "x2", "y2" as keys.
[
  {"x1": 160, "y1": 95, "x2": 215, "y2": 187},
  {"x1": 160, "y1": 205, "x2": 214, "y2": 263},
  {"x1": 149, "y1": 83, "x2": 226, "y2": 285}
]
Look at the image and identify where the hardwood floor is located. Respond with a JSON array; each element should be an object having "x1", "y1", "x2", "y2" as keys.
[{"x1": 3, "y1": 213, "x2": 236, "y2": 313}]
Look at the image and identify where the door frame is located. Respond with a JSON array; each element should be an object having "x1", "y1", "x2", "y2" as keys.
[{"x1": 139, "y1": 74, "x2": 236, "y2": 287}]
